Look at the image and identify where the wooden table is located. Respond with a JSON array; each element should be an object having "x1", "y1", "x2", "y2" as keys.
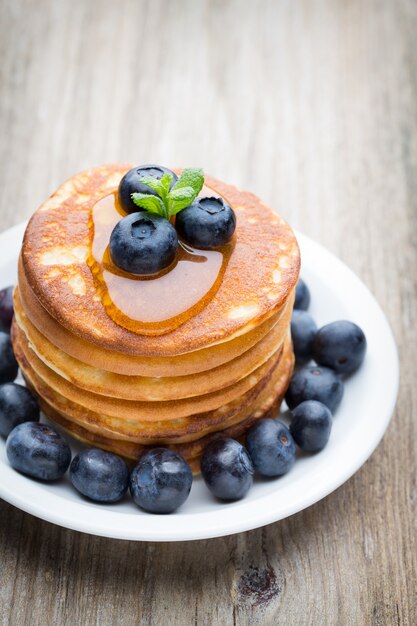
[{"x1": 1, "y1": 1, "x2": 416, "y2": 624}]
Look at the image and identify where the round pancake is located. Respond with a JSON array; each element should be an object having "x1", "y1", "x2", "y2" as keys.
[
  {"x1": 17, "y1": 267, "x2": 288, "y2": 377},
  {"x1": 18, "y1": 329, "x2": 292, "y2": 443},
  {"x1": 20, "y1": 337, "x2": 293, "y2": 444},
  {"x1": 19, "y1": 338, "x2": 291, "y2": 444},
  {"x1": 14, "y1": 288, "x2": 294, "y2": 400},
  {"x1": 21, "y1": 164, "x2": 300, "y2": 356},
  {"x1": 13, "y1": 320, "x2": 286, "y2": 421},
  {"x1": 34, "y1": 345, "x2": 293, "y2": 474}
]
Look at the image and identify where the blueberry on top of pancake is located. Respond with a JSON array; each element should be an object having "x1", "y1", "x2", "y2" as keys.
[{"x1": 118, "y1": 165, "x2": 178, "y2": 213}]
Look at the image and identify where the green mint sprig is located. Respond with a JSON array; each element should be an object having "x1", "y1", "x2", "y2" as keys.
[{"x1": 131, "y1": 168, "x2": 204, "y2": 220}]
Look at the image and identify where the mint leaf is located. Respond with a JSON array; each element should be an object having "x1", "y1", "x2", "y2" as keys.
[
  {"x1": 138, "y1": 176, "x2": 165, "y2": 198},
  {"x1": 172, "y1": 168, "x2": 204, "y2": 196},
  {"x1": 159, "y1": 172, "x2": 173, "y2": 198},
  {"x1": 131, "y1": 193, "x2": 167, "y2": 218},
  {"x1": 167, "y1": 186, "x2": 197, "y2": 216},
  {"x1": 135, "y1": 173, "x2": 173, "y2": 203},
  {"x1": 168, "y1": 186, "x2": 196, "y2": 202},
  {"x1": 130, "y1": 168, "x2": 204, "y2": 220}
]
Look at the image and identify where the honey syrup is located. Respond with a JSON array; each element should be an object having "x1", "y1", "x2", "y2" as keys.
[{"x1": 87, "y1": 193, "x2": 233, "y2": 336}]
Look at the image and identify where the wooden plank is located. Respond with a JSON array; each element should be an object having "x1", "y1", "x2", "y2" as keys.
[{"x1": 0, "y1": 0, "x2": 416, "y2": 624}]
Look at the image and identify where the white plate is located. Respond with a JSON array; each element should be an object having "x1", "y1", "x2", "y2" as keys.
[{"x1": 0, "y1": 223, "x2": 399, "y2": 541}]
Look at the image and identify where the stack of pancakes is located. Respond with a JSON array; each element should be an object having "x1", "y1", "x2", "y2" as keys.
[{"x1": 12, "y1": 165, "x2": 300, "y2": 472}]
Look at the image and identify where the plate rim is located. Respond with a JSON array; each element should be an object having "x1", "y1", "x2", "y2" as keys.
[{"x1": 0, "y1": 222, "x2": 399, "y2": 541}]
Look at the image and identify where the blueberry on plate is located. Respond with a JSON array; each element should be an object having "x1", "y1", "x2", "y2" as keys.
[
  {"x1": 0, "y1": 383, "x2": 40, "y2": 438},
  {"x1": 130, "y1": 448, "x2": 193, "y2": 514},
  {"x1": 246, "y1": 419, "x2": 296, "y2": 477},
  {"x1": 285, "y1": 365, "x2": 344, "y2": 413},
  {"x1": 70, "y1": 448, "x2": 129, "y2": 503},
  {"x1": 0, "y1": 331, "x2": 19, "y2": 384},
  {"x1": 175, "y1": 196, "x2": 236, "y2": 249},
  {"x1": 294, "y1": 278, "x2": 310, "y2": 311},
  {"x1": 200, "y1": 438, "x2": 254, "y2": 501},
  {"x1": 110, "y1": 212, "x2": 178, "y2": 275},
  {"x1": 291, "y1": 310, "x2": 317, "y2": 362},
  {"x1": 313, "y1": 320, "x2": 367, "y2": 375},
  {"x1": 6, "y1": 421, "x2": 71, "y2": 480},
  {"x1": 118, "y1": 165, "x2": 178, "y2": 213},
  {"x1": 290, "y1": 400, "x2": 333, "y2": 453},
  {"x1": 0, "y1": 286, "x2": 14, "y2": 332}
]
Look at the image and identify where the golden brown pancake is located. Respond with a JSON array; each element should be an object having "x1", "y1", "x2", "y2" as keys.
[
  {"x1": 13, "y1": 320, "x2": 286, "y2": 421},
  {"x1": 17, "y1": 261, "x2": 288, "y2": 376},
  {"x1": 18, "y1": 338, "x2": 294, "y2": 474},
  {"x1": 21, "y1": 164, "x2": 300, "y2": 356},
  {"x1": 14, "y1": 288, "x2": 294, "y2": 400},
  {"x1": 16, "y1": 331, "x2": 292, "y2": 445}
]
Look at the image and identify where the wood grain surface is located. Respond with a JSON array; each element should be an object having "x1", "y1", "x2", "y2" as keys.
[{"x1": 1, "y1": 1, "x2": 416, "y2": 624}]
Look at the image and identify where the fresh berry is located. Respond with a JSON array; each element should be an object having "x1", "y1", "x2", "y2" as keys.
[
  {"x1": 0, "y1": 332, "x2": 18, "y2": 384},
  {"x1": 0, "y1": 286, "x2": 14, "y2": 332},
  {"x1": 0, "y1": 383, "x2": 40, "y2": 438},
  {"x1": 70, "y1": 448, "x2": 129, "y2": 503},
  {"x1": 130, "y1": 448, "x2": 193, "y2": 513},
  {"x1": 294, "y1": 278, "x2": 310, "y2": 310},
  {"x1": 313, "y1": 320, "x2": 367, "y2": 375},
  {"x1": 175, "y1": 197, "x2": 236, "y2": 249},
  {"x1": 246, "y1": 419, "x2": 296, "y2": 477},
  {"x1": 290, "y1": 400, "x2": 333, "y2": 452},
  {"x1": 110, "y1": 212, "x2": 178, "y2": 275},
  {"x1": 285, "y1": 365, "x2": 344, "y2": 413},
  {"x1": 118, "y1": 165, "x2": 178, "y2": 213},
  {"x1": 200, "y1": 438, "x2": 254, "y2": 501},
  {"x1": 6, "y1": 422, "x2": 71, "y2": 480},
  {"x1": 291, "y1": 310, "x2": 317, "y2": 362}
]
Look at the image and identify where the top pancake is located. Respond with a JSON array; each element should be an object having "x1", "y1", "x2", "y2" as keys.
[{"x1": 21, "y1": 164, "x2": 300, "y2": 357}]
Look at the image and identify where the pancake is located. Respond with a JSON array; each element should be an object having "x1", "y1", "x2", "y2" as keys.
[
  {"x1": 18, "y1": 260, "x2": 288, "y2": 377},
  {"x1": 31, "y1": 344, "x2": 294, "y2": 474},
  {"x1": 13, "y1": 320, "x2": 286, "y2": 421},
  {"x1": 21, "y1": 164, "x2": 300, "y2": 356},
  {"x1": 14, "y1": 288, "x2": 294, "y2": 400},
  {"x1": 16, "y1": 334, "x2": 292, "y2": 444},
  {"x1": 19, "y1": 338, "x2": 293, "y2": 464}
]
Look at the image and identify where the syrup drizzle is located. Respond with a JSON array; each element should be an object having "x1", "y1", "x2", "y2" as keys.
[{"x1": 87, "y1": 193, "x2": 233, "y2": 336}]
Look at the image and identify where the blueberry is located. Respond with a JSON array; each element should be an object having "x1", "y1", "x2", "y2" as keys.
[
  {"x1": 70, "y1": 448, "x2": 129, "y2": 503},
  {"x1": 0, "y1": 286, "x2": 14, "y2": 332},
  {"x1": 0, "y1": 332, "x2": 18, "y2": 384},
  {"x1": 6, "y1": 422, "x2": 71, "y2": 480},
  {"x1": 130, "y1": 448, "x2": 192, "y2": 513},
  {"x1": 0, "y1": 383, "x2": 40, "y2": 438},
  {"x1": 110, "y1": 212, "x2": 178, "y2": 275},
  {"x1": 294, "y1": 278, "x2": 310, "y2": 310},
  {"x1": 291, "y1": 310, "x2": 317, "y2": 362},
  {"x1": 313, "y1": 320, "x2": 367, "y2": 375},
  {"x1": 246, "y1": 419, "x2": 296, "y2": 477},
  {"x1": 118, "y1": 165, "x2": 178, "y2": 213},
  {"x1": 200, "y1": 438, "x2": 254, "y2": 501},
  {"x1": 285, "y1": 365, "x2": 344, "y2": 413},
  {"x1": 175, "y1": 196, "x2": 236, "y2": 249},
  {"x1": 290, "y1": 400, "x2": 333, "y2": 452}
]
